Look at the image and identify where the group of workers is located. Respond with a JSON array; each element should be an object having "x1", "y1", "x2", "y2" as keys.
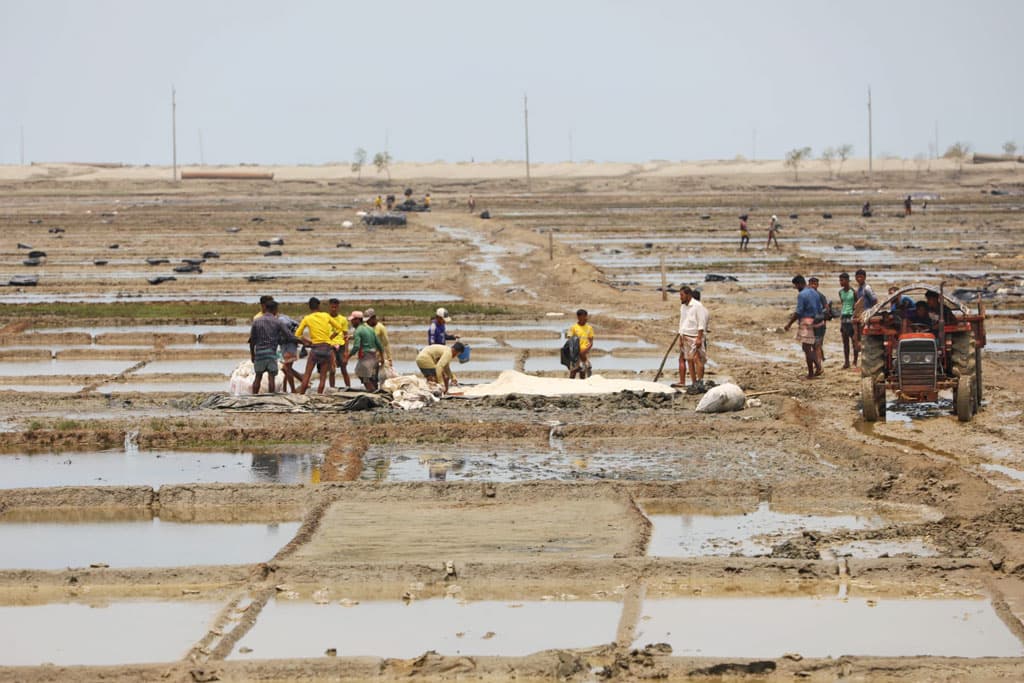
[
  {"x1": 785, "y1": 268, "x2": 950, "y2": 380},
  {"x1": 248, "y1": 299, "x2": 471, "y2": 396}
]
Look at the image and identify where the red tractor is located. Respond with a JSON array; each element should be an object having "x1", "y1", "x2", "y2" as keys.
[{"x1": 860, "y1": 284, "x2": 986, "y2": 422}]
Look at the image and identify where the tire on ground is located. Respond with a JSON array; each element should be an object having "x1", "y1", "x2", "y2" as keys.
[
  {"x1": 862, "y1": 377, "x2": 879, "y2": 422},
  {"x1": 956, "y1": 374, "x2": 974, "y2": 422},
  {"x1": 861, "y1": 334, "x2": 885, "y2": 379},
  {"x1": 950, "y1": 332, "x2": 975, "y2": 377}
]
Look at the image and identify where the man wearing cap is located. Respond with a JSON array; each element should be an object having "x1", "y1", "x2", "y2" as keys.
[
  {"x1": 348, "y1": 310, "x2": 384, "y2": 392},
  {"x1": 416, "y1": 341, "x2": 468, "y2": 394},
  {"x1": 675, "y1": 286, "x2": 709, "y2": 393},
  {"x1": 428, "y1": 308, "x2": 457, "y2": 346},
  {"x1": 784, "y1": 275, "x2": 823, "y2": 379},
  {"x1": 295, "y1": 297, "x2": 346, "y2": 394},
  {"x1": 364, "y1": 308, "x2": 392, "y2": 369},
  {"x1": 837, "y1": 273, "x2": 857, "y2": 369}
]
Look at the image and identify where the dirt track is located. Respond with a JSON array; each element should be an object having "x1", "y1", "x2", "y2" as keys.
[{"x1": 1, "y1": 165, "x2": 1023, "y2": 680}]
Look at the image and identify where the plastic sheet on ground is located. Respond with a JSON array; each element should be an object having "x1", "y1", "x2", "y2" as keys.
[
  {"x1": 383, "y1": 374, "x2": 441, "y2": 410},
  {"x1": 201, "y1": 391, "x2": 387, "y2": 413},
  {"x1": 695, "y1": 383, "x2": 747, "y2": 413},
  {"x1": 459, "y1": 370, "x2": 676, "y2": 398}
]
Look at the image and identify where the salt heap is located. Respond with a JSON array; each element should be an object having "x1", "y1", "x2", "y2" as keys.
[{"x1": 461, "y1": 370, "x2": 675, "y2": 398}]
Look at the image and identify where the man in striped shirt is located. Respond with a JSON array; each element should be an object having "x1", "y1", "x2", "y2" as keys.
[{"x1": 248, "y1": 301, "x2": 292, "y2": 394}]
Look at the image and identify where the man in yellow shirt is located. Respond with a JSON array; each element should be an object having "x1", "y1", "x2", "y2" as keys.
[
  {"x1": 295, "y1": 297, "x2": 345, "y2": 394},
  {"x1": 326, "y1": 298, "x2": 350, "y2": 390},
  {"x1": 416, "y1": 342, "x2": 467, "y2": 394},
  {"x1": 364, "y1": 308, "x2": 392, "y2": 368},
  {"x1": 567, "y1": 308, "x2": 594, "y2": 379}
]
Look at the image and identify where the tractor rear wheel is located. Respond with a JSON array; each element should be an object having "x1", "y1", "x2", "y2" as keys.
[
  {"x1": 862, "y1": 377, "x2": 880, "y2": 422},
  {"x1": 955, "y1": 374, "x2": 975, "y2": 422},
  {"x1": 861, "y1": 334, "x2": 885, "y2": 379},
  {"x1": 950, "y1": 332, "x2": 975, "y2": 377}
]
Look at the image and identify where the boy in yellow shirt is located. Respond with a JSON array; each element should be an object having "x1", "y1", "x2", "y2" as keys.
[{"x1": 568, "y1": 309, "x2": 594, "y2": 379}]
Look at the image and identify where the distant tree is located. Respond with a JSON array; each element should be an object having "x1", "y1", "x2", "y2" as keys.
[
  {"x1": 1004, "y1": 141, "x2": 1019, "y2": 157},
  {"x1": 820, "y1": 147, "x2": 837, "y2": 178},
  {"x1": 784, "y1": 146, "x2": 812, "y2": 181},
  {"x1": 836, "y1": 144, "x2": 853, "y2": 177},
  {"x1": 943, "y1": 142, "x2": 971, "y2": 174},
  {"x1": 373, "y1": 151, "x2": 392, "y2": 182},
  {"x1": 351, "y1": 147, "x2": 367, "y2": 180}
]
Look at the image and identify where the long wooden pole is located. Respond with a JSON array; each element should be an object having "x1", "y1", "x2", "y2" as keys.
[
  {"x1": 660, "y1": 256, "x2": 667, "y2": 302},
  {"x1": 653, "y1": 334, "x2": 679, "y2": 383},
  {"x1": 867, "y1": 86, "x2": 873, "y2": 179}
]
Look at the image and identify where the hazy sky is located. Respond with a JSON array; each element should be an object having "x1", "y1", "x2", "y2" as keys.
[{"x1": 1, "y1": 0, "x2": 1021, "y2": 165}]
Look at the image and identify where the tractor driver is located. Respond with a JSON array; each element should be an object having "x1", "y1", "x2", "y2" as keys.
[
  {"x1": 904, "y1": 301, "x2": 938, "y2": 334},
  {"x1": 925, "y1": 291, "x2": 956, "y2": 325}
]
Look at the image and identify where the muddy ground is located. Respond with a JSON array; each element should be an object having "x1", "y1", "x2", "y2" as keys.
[{"x1": 1, "y1": 167, "x2": 1023, "y2": 680}]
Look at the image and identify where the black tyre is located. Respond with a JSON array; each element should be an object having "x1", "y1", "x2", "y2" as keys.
[
  {"x1": 950, "y1": 332, "x2": 975, "y2": 377},
  {"x1": 861, "y1": 334, "x2": 885, "y2": 379},
  {"x1": 862, "y1": 377, "x2": 879, "y2": 422},
  {"x1": 956, "y1": 374, "x2": 974, "y2": 422}
]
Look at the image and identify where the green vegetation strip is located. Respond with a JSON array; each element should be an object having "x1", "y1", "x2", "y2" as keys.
[{"x1": 0, "y1": 300, "x2": 521, "y2": 322}]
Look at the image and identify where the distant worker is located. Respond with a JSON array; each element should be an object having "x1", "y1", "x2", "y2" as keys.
[
  {"x1": 364, "y1": 308, "x2": 392, "y2": 371},
  {"x1": 276, "y1": 310, "x2": 301, "y2": 393},
  {"x1": 567, "y1": 308, "x2": 594, "y2": 379},
  {"x1": 739, "y1": 215, "x2": 750, "y2": 251},
  {"x1": 386, "y1": 194, "x2": 396, "y2": 210},
  {"x1": 248, "y1": 300, "x2": 291, "y2": 394},
  {"x1": 676, "y1": 285, "x2": 709, "y2": 393},
  {"x1": 888, "y1": 286, "x2": 914, "y2": 317},
  {"x1": 767, "y1": 214, "x2": 781, "y2": 249},
  {"x1": 808, "y1": 277, "x2": 829, "y2": 367},
  {"x1": 784, "y1": 275, "x2": 823, "y2": 380},
  {"x1": 326, "y1": 298, "x2": 351, "y2": 390},
  {"x1": 427, "y1": 307, "x2": 457, "y2": 346},
  {"x1": 348, "y1": 310, "x2": 384, "y2": 392},
  {"x1": 837, "y1": 272, "x2": 858, "y2": 369},
  {"x1": 374, "y1": 195, "x2": 383, "y2": 211},
  {"x1": 416, "y1": 342, "x2": 468, "y2": 394},
  {"x1": 295, "y1": 296, "x2": 346, "y2": 395},
  {"x1": 861, "y1": 201, "x2": 872, "y2": 217},
  {"x1": 424, "y1": 193, "x2": 432, "y2": 209},
  {"x1": 468, "y1": 195, "x2": 476, "y2": 213},
  {"x1": 904, "y1": 195, "x2": 912, "y2": 216}
]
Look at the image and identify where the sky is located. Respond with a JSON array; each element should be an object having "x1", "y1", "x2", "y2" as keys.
[{"x1": 1, "y1": 0, "x2": 1021, "y2": 165}]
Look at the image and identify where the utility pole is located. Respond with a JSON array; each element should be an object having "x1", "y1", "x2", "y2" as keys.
[
  {"x1": 867, "y1": 86, "x2": 873, "y2": 179},
  {"x1": 752, "y1": 127, "x2": 757, "y2": 161},
  {"x1": 19, "y1": 125, "x2": 24, "y2": 165},
  {"x1": 198, "y1": 129, "x2": 205, "y2": 165},
  {"x1": 171, "y1": 85, "x2": 178, "y2": 182},
  {"x1": 523, "y1": 93, "x2": 531, "y2": 192},
  {"x1": 934, "y1": 120, "x2": 939, "y2": 160}
]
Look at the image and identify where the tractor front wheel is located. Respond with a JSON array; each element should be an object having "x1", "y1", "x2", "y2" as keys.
[{"x1": 955, "y1": 374, "x2": 975, "y2": 423}]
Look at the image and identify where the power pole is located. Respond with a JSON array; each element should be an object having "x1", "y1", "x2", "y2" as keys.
[
  {"x1": 934, "y1": 120, "x2": 939, "y2": 160},
  {"x1": 19, "y1": 125, "x2": 24, "y2": 165},
  {"x1": 523, "y1": 93, "x2": 531, "y2": 192},
  {"x1": 867, "y1": 86, "x2": 873, "y2": 179},
  {"x1": 752, "y1": 127, "x2": 757, "y2": 161},
  {"x1": 198, "y1": 129, "x2": 205, "y2": 166},
  {"x1": 171, "y1": 86, "x2": 178, "y2": 182}
]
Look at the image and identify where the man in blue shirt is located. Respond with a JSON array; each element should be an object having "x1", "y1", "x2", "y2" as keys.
[
  {"x1": 427, "y1": 307, "x2": 458, "y2": 345},
  {"x1": 784, "y1": 275, "x2": 823, "y2": 379}
]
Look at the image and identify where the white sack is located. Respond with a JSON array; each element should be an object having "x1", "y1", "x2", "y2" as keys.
[{"x1": 695, "y1": 382, "x2": 746, "y2": 413}]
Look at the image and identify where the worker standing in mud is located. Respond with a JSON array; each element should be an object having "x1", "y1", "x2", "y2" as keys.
[
  {"x1": 348, "y1": 311, "x2": 384, "y2": 392},
  {"x1": 675, "y1": 286, "x2": 709, "y2": 393},
  {"x1": 904, "y1": 195, "x2": 913, "y2": 216},
  {"x1": 837, "y1": 273, "x2": 858, "y2": 369},
  {"x1": 766, "y1": 215, "x2": 781, "y2": 249},
  {"x1": 428, "y1": 308, "x2": 457, "y2": 345},
  {"x1": 364, "y1": 308, "x2": 392, "y2": 372},
  {"x1": 276, "y1": 310, "x2": 301, "y2": 393},
  {"x1": 784, "y1": 275, "x2": 823, "y2": 379},
  {"x1": 808, "y1": 277, "x2": 830, "y2": 367},
  {"x1": 739, "y1": 215, "x2": 750, "y2": 251},
  {"x1": 326, "y1": 298, "x2": 351, "y2": 390},
  {"x1": 295, "y1": 297, "x2": 346, "y2": 394},
  {"x1": 567, "y1": 309, "x2": 594, "y2": 379},
  {"x1": 248, "y1": 300, "x2": 292, "y2": 394}
]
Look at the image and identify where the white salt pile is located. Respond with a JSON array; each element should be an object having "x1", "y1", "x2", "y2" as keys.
[{"x1": 460, "y1": 370, "x2": 675, "y2": 398}]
